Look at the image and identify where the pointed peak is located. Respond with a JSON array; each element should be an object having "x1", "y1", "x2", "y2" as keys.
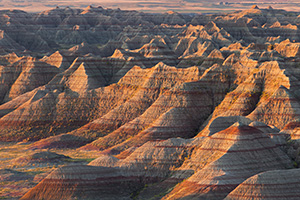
[
  {"x1": 223, "y1": 42, "x2": 244, "y2": 51},
  {"x1": 71, "y1": 62, "x2": 88, "y2": 76},
  {"x1": 187, "y1": 24, "x2": 204, "y2": 31},
  {"x1": 8, "y1": 52, "x2": 18, "y2": 58},
  {"x1": 80, "y1": 42, "x2": 87, "y2": 47},
  {"x1": 247, "y1": 84, "x2": 300, "y2": 129},
  {"x1": 40, "y1": 51, "x2": 65, "y2": 68},
  {"x1": 166, "y1": 11, "x2": 177, "y2": 15},
  {"x1": 251, "y1": 5, "x2": 259, "y2": 9},
  {"x1": 149, "y1": 37, "x2": 167, "y2": 47},
  {"x1": 67, "y1": 57, "x2": 84, "y2": 70},
  {"x1": 81, "y1": 5, "x2": 104, "y2": 13},
  {"x1": 78, "y1": 61, "x2": 87, "y2": 68},
  {"x1": 20, "y1": 56, "x2": 35, "y2": 62},
  {"x1": 259, "y1": 61, "x2": 282, "y2": 72},
  {"x1": 214, "y1": 121, "x2": 263, "y2": 138},
  {"x1": 154, "y1": 61, "x2": 168, "y2": 69},
  {"x1": 271, "y1": 21, "x2": 281, "y2": 27},
  {"x1": 46, "y1": 51, "x2": 63, "y2": 59},
  {"x1": 267, "y1": 6, "x2": 273, "y2": 10},
  {"x1": 281, "y1": 38, "x2": 291, "y2": 44},
  {"x1": 111, "y1": 48, "x2": 126, "y2": 58},
  {"x1": 204, "y1": 21, "x2": 220, "y2": 32},
  {"x1": 231, "y1": 121, "x2": 248, "y2": 127},
  {"x1": 88, "y1": 155, "x2": 119, "y2": 167},
  {"x1": 206, "y1": 21, "x2": 217, "y2": 27},
  {"x1": 205, "y1": 116, "x2": 253, "y2": 136},
  {"x1": 67, "y1": 60, "x2": 105, "y2": 92},
  {"x1": 208, "y1": 49, "x2": 224, "y2": 60},
  {"x1": 71, "y1": 57, "x2": 80, "y2": 64},
  {"x1": 223, "y1": 52, "x2": 240, "y2": 65}
]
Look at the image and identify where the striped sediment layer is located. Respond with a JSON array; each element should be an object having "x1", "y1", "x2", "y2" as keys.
[
  {"x1": 197, "y1": 59, "x2": 300, "y2": 140},
  {"x1": 81, "y1": 80, "x2": 213, "y2": 152},
  {"x1": 78, "y1": 61, "x2": 234, "y2": 152},
  {"x1": 22, "y1": 138, "x2": 197, "y2": 200},
  {"x1": 20, "y1": 165, "x2": 143, "y2": 200},
  {"x1": 162, "y1": 123, "x2": 292, "y2": 199},
  {"x1": 22, "y1": 120, "x2": 293, "y2": 199},
  {"x1": 4, "y1": 5, "x2": 300, "y2": 200},
  {"x1": 225, "y1": 168, "x2": 300, "y2": 200},
  {"x1": 3, "y1": 7, "x2": 300, "y2": 146},
  {"x1": 73, "y1": 64, "x2": 203, "y2": 134}
]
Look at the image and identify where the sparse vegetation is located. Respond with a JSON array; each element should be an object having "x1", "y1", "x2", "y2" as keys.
[
  {"x1": 0, "y1": 142, "x2": 100, "y2": 199},
  {"x1": 1, "y1": 4, "x2": 300, "y2": 200}
]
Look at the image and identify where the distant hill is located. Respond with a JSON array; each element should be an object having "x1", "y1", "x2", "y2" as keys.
[
  {"x1": 1, "y1": 0, "x2": 300, "y2": 13},
  {"x1": 1, "y1": 5, "x2": 300, "y2": 200}
]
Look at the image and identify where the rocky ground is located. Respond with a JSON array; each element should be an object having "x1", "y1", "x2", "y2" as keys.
[{"x1": 1, "y1": 5, "x2": 300, "y2": 199}]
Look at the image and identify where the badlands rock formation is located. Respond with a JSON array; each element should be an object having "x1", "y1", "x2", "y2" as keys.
[
  {"x1": 0, "y1": 5, "x2": 300, "y2": 200},
  {"x1": 225, "y1": 168, "x2": 300, "y2": 200}
]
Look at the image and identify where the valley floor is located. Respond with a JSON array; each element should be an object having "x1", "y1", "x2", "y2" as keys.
[{"x1": 0, "y1": 142, "x2": 100, "y2": 199}]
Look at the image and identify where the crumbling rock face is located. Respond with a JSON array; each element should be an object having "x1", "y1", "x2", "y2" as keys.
[
  {"x1": 162, "y1": 123, "x2": 292, "y2": 200},
  {"x1": 12, "y1": 151, "x2": 70, "y2": 165},
  {"x1": 225, "y1": 168, "x2": 300, "y2": 200},
  {"x1": 22, "y1": 119, "x2": 293, "y2": 200},
  {"x1": 2, "y1": 5, "x2": 300, "y2": 200},
  {"x1": 21, "y1": 165, "x2": 141, "y2": 200}
]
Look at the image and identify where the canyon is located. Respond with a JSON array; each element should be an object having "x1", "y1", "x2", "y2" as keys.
[{"x1": 1, "y1": 5, "x2": 300, "y2": 200}]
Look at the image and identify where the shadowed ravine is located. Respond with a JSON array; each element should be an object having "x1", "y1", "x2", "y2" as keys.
[{"x1": 1, "y1": 5, "x2": 300, "y2": 200}]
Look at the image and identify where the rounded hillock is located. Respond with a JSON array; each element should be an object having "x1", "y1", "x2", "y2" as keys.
[{"x1": 12, "y1": 151, "x2": 70, "y2": 164}]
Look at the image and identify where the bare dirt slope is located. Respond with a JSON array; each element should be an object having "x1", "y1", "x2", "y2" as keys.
[{"x1": 1, "y1": 5, "x2": 300, "y2": 199}]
